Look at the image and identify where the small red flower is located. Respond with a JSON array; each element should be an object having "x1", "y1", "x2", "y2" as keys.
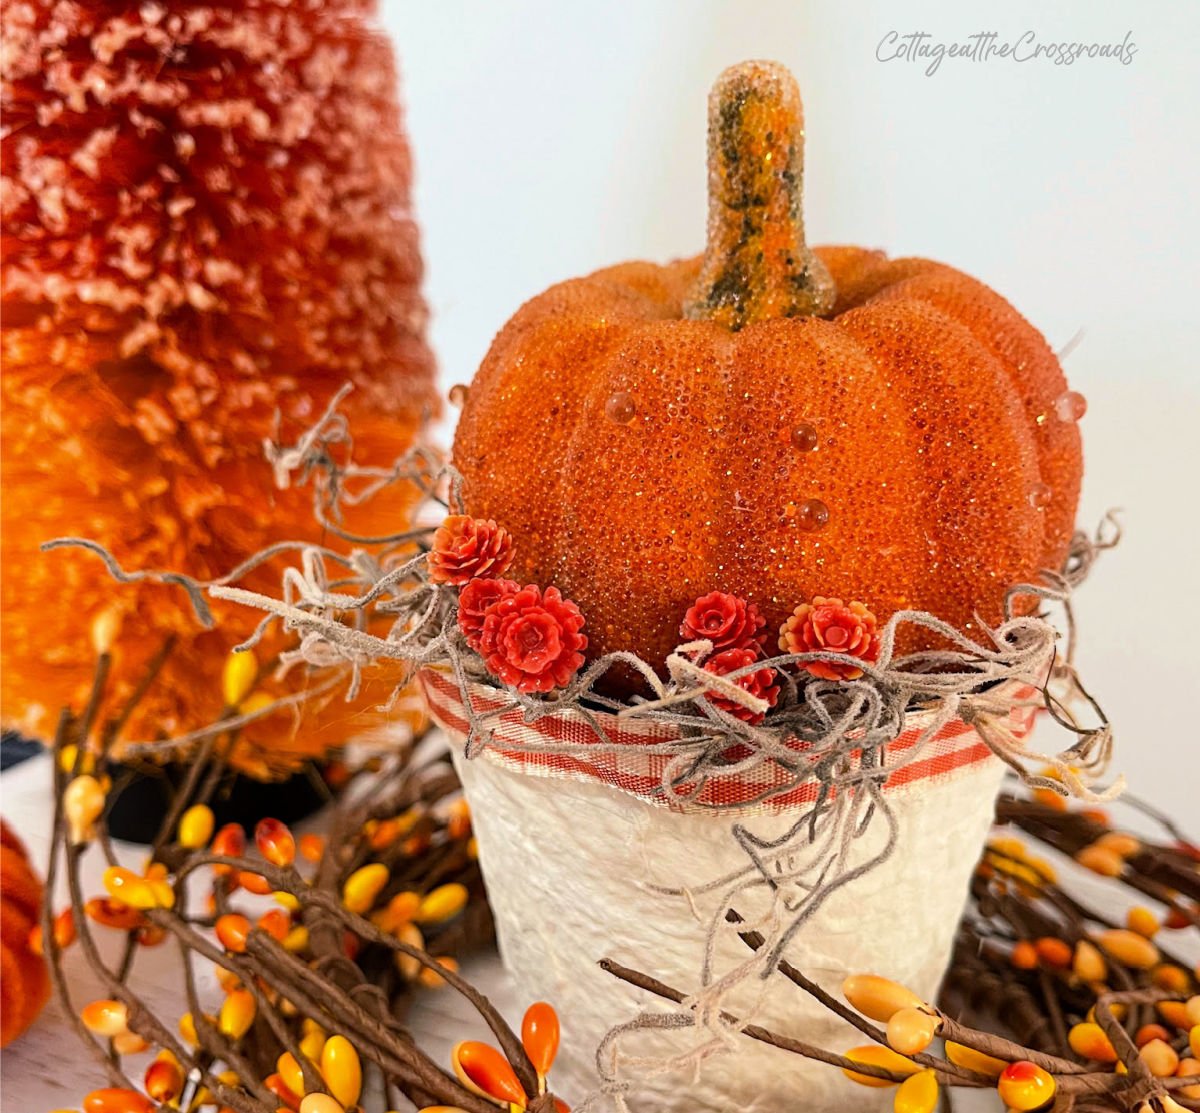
[
  {"x1": 778, "y1": 596, "x2": 880, "y2": 681},
  {"x1": 479, "y1": 585, "x2": 587, "y2": 693},
  {"x1": 428, "y1": 515, "x2": 514, "y2": 585},
  {"x1": 680, "y1": 591, "x2": 766, "y2": 650},
  {"x1": 458, "y1": 577, "x2": 520, "y2": 649},
  {"x1": 701, "y1": 646, "x2": 780, "y2": 724}
]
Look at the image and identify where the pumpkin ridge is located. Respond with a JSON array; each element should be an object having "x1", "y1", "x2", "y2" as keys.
[{"x1": 839, "y1": 299, "x2": 1044, "y2": 630}]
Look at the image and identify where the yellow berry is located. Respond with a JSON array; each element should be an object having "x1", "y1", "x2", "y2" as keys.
[
  {"x1": 1127, "y1": 905, "x2": 1160, "y2": 938},
  {"x1": 1153, "y1": 964, "x2": 1191, "y2": 994},
  {"x1": 886, "y1": 1008, "x2": 938, "y2": 1056},
  {"x1": 893, "y1": 1069, "x2": 938, "y2": 1113},
  {"x1": 300, "y1": 1096, "x2": 346, "y2": 1113},
  {"x1": 341, "y1": 864, "x2": 389, "y2": 914},
  {"x1": 394, "y1": 923, "x2": 425, "y2": 981},
  {"x1": 415, "y1": 883, "x2": 469, "y2": 925},
  {"x1": 1140, "y1": 1038, "x2": 1180, "y2": 1077},
  {"x1": 842, "y1": 975, "x2": 926, "y2": 1023},
  {"x1": 1068, "y1": 1021, "x2": 1118, "y2": 1063},
  {"x1": 64, "y1": 775, "x2": 105, "y2": 843},
  {"x1": 944, "y1": 1041, "x2": 1006, "y2": 1077},
  {"x1": 1075, "y1": 845, "x2": 1123, "y2": 877},
  {"x1": 218, "y1": 988, "x2": 256, "y2": 1040},
  {"x1": 1096, "y1": 928, "x2": 1160, "y2": 970},
  {"x1": 1094, "y1": 831, "x2": 1141, "y2": 857},
  {"x1": 277, "y1": 1051, "x2": 305, "y2": 1099},
  {"x1": 177, "y1": 804, "x2": 214, "y2": 849},
  {"x1": 300, "y1": 1028, "x2": 325, "y2": 1062},
  {"x1": 1176, "y1": 1058, "x2": 1200, "y2": 1100},
  {"x1": 841, "y1": 1045, "x2": 920, "y2": 1088},
  {"x1": 320, "y1": 1034, "x2": 363, "y2": 1107},
  {"x1": 222, "y1": 648, "x2": 258, "y2": 707},
  {"x1": 1073, "y1": 940, "x2": 1107, "y2": 983}
]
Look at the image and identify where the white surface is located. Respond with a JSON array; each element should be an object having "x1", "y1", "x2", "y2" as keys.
[
  {"x1": 388, "y1": 0, "x2": 1200, "y2": 819},
  {"x1": 451, "y1": 742, "x2": 1006, "y2": 1112}
]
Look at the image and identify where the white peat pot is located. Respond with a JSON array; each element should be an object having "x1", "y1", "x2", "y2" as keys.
[{"x1": 421, "y1": 668, "x2": 1036, "y2": 1112}]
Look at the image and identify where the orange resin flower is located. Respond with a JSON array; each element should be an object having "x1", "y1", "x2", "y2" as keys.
[
  {"x1": 429, "y1": 517, "x2": 515, "y2": 586},
  {"x1": 779, "y1": 597, "x2": 881, "y2": 681}
]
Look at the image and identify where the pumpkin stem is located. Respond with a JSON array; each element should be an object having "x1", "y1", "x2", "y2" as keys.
[{"x1": 684, "y1": 60, "x2": 835, "y2": 329}]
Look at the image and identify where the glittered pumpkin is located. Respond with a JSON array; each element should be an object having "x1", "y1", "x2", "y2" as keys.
[
  {"x1": 0, "y1": 820, "x2": 51, "y2": 1047},
  {"x1": 453, "y1": 61, "x2": 1082, "y2": 679}
]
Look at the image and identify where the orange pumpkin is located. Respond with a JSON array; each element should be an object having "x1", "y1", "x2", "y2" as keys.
[
  {"x1": 453, "y1": 61, "x2": 1082, "y2": 679},
  {"x1": 1, "y1": 819, "x2": 51, "y2": 1047}
]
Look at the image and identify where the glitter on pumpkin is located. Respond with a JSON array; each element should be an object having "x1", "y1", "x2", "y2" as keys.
[
  {"x1": 0, "y1": 0, "x2": 438, "y2": 771},
  {"x1": 452, "y1": 61, "x2": 1083, "y2": 692},
  {"x1": 428, "y1": 517, "x2": 515, "y2": 586},
  {"x1": 478, "y1": 585, "x2": 587, "y2": 693},
  {"x1": 779, "y1": 597, "x2": 881, "y2": 681}
]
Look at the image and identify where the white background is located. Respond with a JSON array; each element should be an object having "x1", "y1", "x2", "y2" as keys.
[{"x1": 385, "y1": 0, "x2": 1199, "y2": 817}]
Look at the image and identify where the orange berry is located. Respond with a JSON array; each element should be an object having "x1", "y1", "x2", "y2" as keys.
[
  {"x1": 1074, "y1": 845, "x2": 1123, "y2": 878},
  {"x1": 112, "y1": 1032, "x2": 149, "y2": 1055},
  {"x1": 238, "y1": 870, "x2": 273, "y2": 895},
  {"x1": 82, "y1": 1089, "x2": 155, "y2": 1113},
  {"x1": 522, "y1": 1001, "x2": 561, "y2": 1076},
  {"x1": 144, "y1": 1053, "x2": 184, "y2": 1103},
  {"x1": 997, "y1": 1061, "x2": 1056, "y2": 1111},
  {"x1": 30, "y1": 908, "x2": 76, "y2": 955},
  {"x1": 298, "y1": 833, "x2": 325, "y2": 863},
  {"x1": 1079, "y1": 807, "x2": 1111, "y2": 826},
  {"x1": 81, "y1": 999, "x2": 130, "y2": 1037},
  {"x1": 1158, "y1": 1000, "x2": 1191, "y2": 1028},
  {"x1": 216, "y1": 913, "x2": 251, "y2": 953},
  {"x1": 1034, "y1": 937, "x2": 1073, "y2": 968},
  {"x1": 265, "y1": 1073, "x2": 302, "y2": 1108},
  {"x1": 1032, "y1": 787, "x2": 1068, "y2": 812},
  {"x1": 257, "y1": 908, "x2": 291, "y2": 944},
  {"x1": 255, "y1": 818, "x2": 296, "y2": 868},
  {"x1": 1137, "y1": 1025, "x2": 1172, "y2": 1049},
  {"x1": 452, "y1": 1040, "x2": 528, "y2": 1105},
  {"x1": 1010, "y1": 940, "x2": 1038, "y2": 970},
  {"x1": 1094, "y1": 831, "x2": 1141, "y2": 857},
  {"x1": 211, "y1": 823, "x2": 246, "y2": 875},
  {"x1": 84, "y1": 897, "x2": 145, "y2": 930},
  {"x1": 1153, "y1": 965, "x2": 1191, "y2": 994},
  {"x1": 419, "y1": 956, "x2": 459, "y2": 988}
]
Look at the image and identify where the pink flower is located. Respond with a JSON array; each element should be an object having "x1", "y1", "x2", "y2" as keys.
[
  {"x1": 458, "y1": 577, "x2": 520, "y2": 649},
  {"x1": 478, "y1": 585, "x2": 588, "y2": 693},
  {"x1": 778, "y1": 596, "x2": 880, "y2": 681},
  {"x1": 680, "y1": 591, "x2": 766, "y2": 650},
  {"x1": 428, "y1": 515, "x2": 514, "y2": 585},
  {"x1": 701, "y1": 646, "x2": 780, "y2": 725}
]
